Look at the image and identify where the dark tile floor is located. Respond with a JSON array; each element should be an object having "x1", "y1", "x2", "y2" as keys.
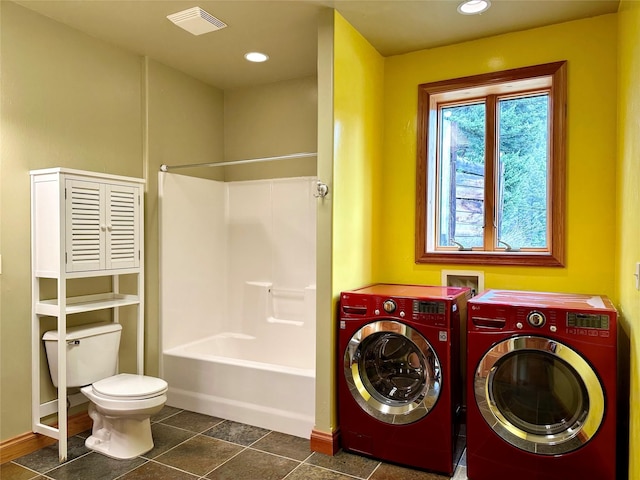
[{"x1": 1, "y1": 406, "x2": 468, "y2": 480}]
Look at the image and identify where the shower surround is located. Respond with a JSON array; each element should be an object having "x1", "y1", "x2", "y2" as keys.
[{"x1": 159, "y1": 172, "x2": 316, "y2": 438}]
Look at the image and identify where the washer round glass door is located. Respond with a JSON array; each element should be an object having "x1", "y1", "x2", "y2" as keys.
[
  {"x1": 474, "y1": 335, "x2": 605, "y2": 454},
  {"x1": 344, "y1": 320, "x2": 441, "y2": 424}
]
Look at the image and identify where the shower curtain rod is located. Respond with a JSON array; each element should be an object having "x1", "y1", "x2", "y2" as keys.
[{"x1": 159, "y1": 152, "x2": 317, "y2": 172}]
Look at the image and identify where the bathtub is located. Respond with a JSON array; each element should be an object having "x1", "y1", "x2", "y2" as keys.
[{"x1": 162, "y1": 329, "x2": 315, "y2": 439}]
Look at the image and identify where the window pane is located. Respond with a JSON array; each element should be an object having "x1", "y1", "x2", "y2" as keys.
[
  {"x1": 497, "y1": 95, "x2": 549, "y2": 249},
  {"x1": 438, "y1": 103, "x2": 485, "y2": 249}
]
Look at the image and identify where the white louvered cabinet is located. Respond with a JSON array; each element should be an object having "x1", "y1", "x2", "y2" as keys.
[
  {"x1": 65, "y1": 178, "x2": 140, "y2": 273},
  {"x1": 30, "y1": 168, "x2": 145, "y2": 462}
]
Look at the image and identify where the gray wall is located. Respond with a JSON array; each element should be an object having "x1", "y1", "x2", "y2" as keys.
[{"x1": 0, "y1": 1, "x2": 317, "y2": 441}]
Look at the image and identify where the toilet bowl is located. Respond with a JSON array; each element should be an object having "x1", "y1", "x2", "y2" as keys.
[
  {"x1": 81, "y1": 373, "x2": 168, "y2": 459},
  {"x1": 42, "y1": 323, "x2": 169, "y2": 460}
]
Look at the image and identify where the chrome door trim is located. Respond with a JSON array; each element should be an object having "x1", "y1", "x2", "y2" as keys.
[
  {"x1": 343, "y1": 320, "x2": 441, "y2": 425},
  {"x1": 475, "y1": 335, "x2": 605, "y2": 454}
]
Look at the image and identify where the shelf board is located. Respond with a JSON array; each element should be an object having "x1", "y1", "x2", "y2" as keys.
[{"x1": 35, "y1": 293, "x2": 140, "y2": 316}]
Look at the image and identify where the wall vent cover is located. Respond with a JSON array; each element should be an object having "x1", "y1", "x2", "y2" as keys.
[{"x1": 167, "y1": 7, "x2": 227, "y2": 36}]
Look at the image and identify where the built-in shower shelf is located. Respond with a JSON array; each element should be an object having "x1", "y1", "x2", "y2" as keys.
[{"x1": 35, "y1": 293, "x2": 140, "y2": 316}]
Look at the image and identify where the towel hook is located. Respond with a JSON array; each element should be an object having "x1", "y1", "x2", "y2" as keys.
[{"x1": 314, "y1": 181, "x2": 329, "y2": 198}]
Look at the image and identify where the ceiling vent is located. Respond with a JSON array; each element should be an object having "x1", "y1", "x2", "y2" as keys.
[{"x1": 167, "y1": 7, "x2": 227, "y2": 36}]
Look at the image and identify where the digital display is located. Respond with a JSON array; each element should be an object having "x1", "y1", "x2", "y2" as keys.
[
  {"x1": 413, "y1": 300, "x2": 445, "y2": 314},
  {"x1": 567, "y1": 313, "x2": 609, "y2": 330}
]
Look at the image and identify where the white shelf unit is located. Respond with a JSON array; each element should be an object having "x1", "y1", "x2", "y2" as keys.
[{"x1": 30, "y1": 168, "x2": 145, "y2": 462}]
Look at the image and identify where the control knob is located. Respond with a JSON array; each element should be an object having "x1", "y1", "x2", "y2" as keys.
[
  {"x1": 382, "y1": 299, "x2": 397, "y2": 313},
  {"x1": 527, "y1": 311, "x2": 546, "y2": 327}
]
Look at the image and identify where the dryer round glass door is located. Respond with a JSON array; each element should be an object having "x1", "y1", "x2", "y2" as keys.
[
  {"x1": 344, "y1": 320, "x2": 441, "y2": 425},
  {"x1": 474, "y1": 335, "x2": 605, "y2": 454}
]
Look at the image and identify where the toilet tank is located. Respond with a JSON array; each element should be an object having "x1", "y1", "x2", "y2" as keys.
[{"x1": 43, "y1": 322, "x2": 122, "y2": 388}]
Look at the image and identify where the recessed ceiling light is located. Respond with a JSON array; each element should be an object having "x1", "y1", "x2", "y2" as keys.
[
  {"x1": 457, "y1": 0, "x2": 491, "y2": 15},
  {"x1": 244, "y1": 52, "x2": 269, "y2": 63}
]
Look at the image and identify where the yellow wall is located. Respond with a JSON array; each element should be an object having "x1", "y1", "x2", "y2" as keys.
[
  {"x1": 314, "y1": 11, "x2": 384, "y2": 434},
  {"x1": 332, "y1": 13, "x2": 384, "y2": 294},
  {"x1": 616, "y1": 1, "x2": 640, "y2": 478},
  {"x1": 379, "y1": 15, "x2": 618, "y2": 298}
]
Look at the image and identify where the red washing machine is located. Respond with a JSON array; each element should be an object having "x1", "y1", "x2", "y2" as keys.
[
  {"x1": 338, "y1": 284, "x2": 470, "y2": 475},
  {"x1": 466, "y1": 290, "x2": 617, "y2": 480}
]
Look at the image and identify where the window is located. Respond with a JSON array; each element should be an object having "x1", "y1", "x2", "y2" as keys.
[{"x1": 415, "y1": 62, "x2": 566, "y2": 266}]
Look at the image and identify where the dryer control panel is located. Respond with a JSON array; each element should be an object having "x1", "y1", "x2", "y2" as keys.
[{"x1": 468, "y1": 289, "x2": 617, "y2": 346}]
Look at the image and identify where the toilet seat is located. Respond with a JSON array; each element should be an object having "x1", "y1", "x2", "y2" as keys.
[{"x1": 91, "y1": 373, "x2": 168, "y2": 401}]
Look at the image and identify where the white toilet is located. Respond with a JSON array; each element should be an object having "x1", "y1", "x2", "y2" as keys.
[{"x1": 43, "y1": 322, "x2": 168, "y2": 459}]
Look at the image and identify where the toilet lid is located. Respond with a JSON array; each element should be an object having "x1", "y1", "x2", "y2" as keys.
[{"x1": 92, "y1": 373, "x2": 168, "y2": 400}]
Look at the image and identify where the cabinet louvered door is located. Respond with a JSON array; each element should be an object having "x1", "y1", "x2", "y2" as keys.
[
  {"x1": 105, "y1": 184, "x2": 140, "y2": 270},
  {"x1": 65, "y1": 179, "x2": 104, "y2": 272},
  {"x1": 65, "y1": 179, "x2": 140, "y2": 272}
]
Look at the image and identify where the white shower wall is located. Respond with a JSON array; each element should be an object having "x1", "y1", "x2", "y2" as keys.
[
  {"x1": 160, "y1": 173, "x2": 227, "y2": 350},
  {"x1": 159, "y1": 172, "x2": 317, "y2": 352}
]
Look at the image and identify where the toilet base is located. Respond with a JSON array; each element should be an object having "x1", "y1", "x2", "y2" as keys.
[{"x1": 85, "y1": 403, "x2": 155, "y2": 459}]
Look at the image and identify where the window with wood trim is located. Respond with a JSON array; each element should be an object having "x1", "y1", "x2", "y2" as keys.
[{"x1": 415, "y1": 61, "x2": 566, "y2": 267}]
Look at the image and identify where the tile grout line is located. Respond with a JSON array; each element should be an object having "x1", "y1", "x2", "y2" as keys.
[
  {"x1": 143, "y1": 457, "x2": 205, "y2": 478},
  {"x1": 151, "y1": 408, "x2": 185, "y2": 424},
  {"x1": 247, "y1": 431, "x2": 319, "y2": 466},
  {"x1": 147, "y1": 416, "x2": 238, "y2": 462},
  {"x1": 281, "y1": 459, "x2": 306, "y2": 479},
  {"x1": 247, "y1": 428, "x2": 274, "y2": 447},
  {"x1": 28, "y1": 448, "x2": 95, "y2": 477},
  {"x1": 141, "y1": 431, "x2": 199, "y2": 462},
  {"x1": 296, "y1": 461, "x2": 372, "y2": 480},
  {"x1": 112, "y1": 459, "x2": 151, "y2": 480},
  {"x1": 198, "y1": 444, "x2": 250, "y2": 478},
  {"x1": 155, "y1": 413, "x2": 226, "y2": 435},
  {"x1": 7, "y1": 461, "x2": 41, "y2": 477},
  {"x1": 7, "y1": 461, "x2": 46, "y2": 480},
  {"x1": 245, "y1": 445, "x2": 309, "y2": 464},
  {"x1": 366, "y1": 461, "x2": 384, "y2": 480}
]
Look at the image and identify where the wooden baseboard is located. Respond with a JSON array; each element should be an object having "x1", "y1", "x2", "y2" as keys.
[
  {"x1": 0, "y1": 412, "x2": 92, "y2": 464},
  {"x1": 310, "y1": 428, "x2": 340, "y2": 456}
]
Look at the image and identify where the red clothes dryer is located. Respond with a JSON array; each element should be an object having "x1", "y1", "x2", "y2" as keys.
[
  {"x1": 338, "y1": 284, "x2": 470, "y2": 475},
  {"x1": 466, "y1": 289, "x2": 617, "y2": 480}
]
